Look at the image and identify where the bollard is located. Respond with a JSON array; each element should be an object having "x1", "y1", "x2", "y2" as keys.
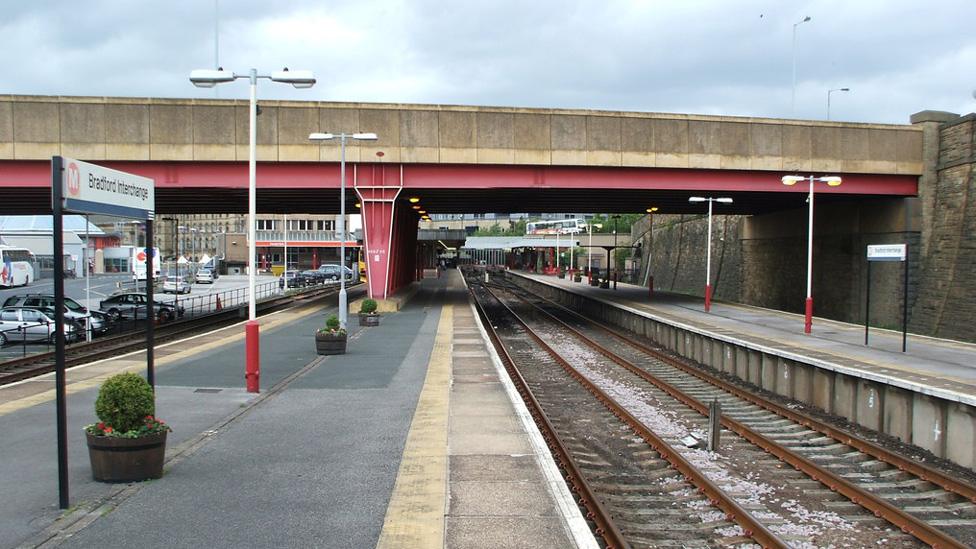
[
  {"x1": 245, "y1": 321, "x2": 260, "y2": 393},
  {"x1": 216, "y1": 295, "x2": 222, "y2": 311},
  {"x1": 707, "y1": 398, "x2": 721, "y2": 452}
]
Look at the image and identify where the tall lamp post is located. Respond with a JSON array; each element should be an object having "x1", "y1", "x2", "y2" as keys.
[
  {"x1": 309, "y1": 132, "x2": 378, "y2": 330},
  {"x1": 642, "y1": 207, "x2": 658, "y2": 288},
  {"x1": 688, "y1": 196, "x2": 732, "y2": 312},
  {"x1": 190, "y1": 67, "x2": 315, "y2": 393},
  {"x1": 826, "y1": 87, "x2": 850, "y2": 120},
  {"x1": 611, "y1": 215, "x2": 621, "y2": 289},
  {"x1": 782, "y1": 175, "x2": 842, "y2": 333},
  {"x1": 587, "y1": 222, "x2": 602, "y2": 283},
  {"x1": 792, "y1": 15, "x2": 812, "y2": 115}
]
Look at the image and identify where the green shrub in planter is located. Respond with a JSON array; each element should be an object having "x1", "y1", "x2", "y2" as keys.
[
  {"x1": 94, "y1": 372, "x2": 155, "y2": 433},
  {"x1": 360, "y1": 298, "x2": 378, "y2": 314}
]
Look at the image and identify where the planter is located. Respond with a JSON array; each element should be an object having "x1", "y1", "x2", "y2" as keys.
[
  {"x1": 86, "y1": 431, "x2": 167, "y2": 483},
  {"x1": 573, "y1": 274, "x2": 582, "y2": 283},
  {"x1": 359, "y1": 313, "x2": 380, "y2": 327},
  {"x1": 590, "y1": 277, "x2": 600, "y2": 287},
  {"x1": 316, "y1": 331, "x2": 347, "y2": 355},
  {"x1": 557, "y1": 271, "x2": 566, "y2": 279}
]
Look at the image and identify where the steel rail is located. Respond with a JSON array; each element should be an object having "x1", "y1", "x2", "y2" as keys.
[
  {"x1": 479, "y1": 284, "x2": 789, "y2": 549},
  {"x1": 469, "y1": 288, "x2": 631, "y2": 549},
  {"x1": 496, "y1": 281, "x2": 970, "y2": 549},
  {"x1": 502, "y1": 281, "x2": 976, "y2": 505}
]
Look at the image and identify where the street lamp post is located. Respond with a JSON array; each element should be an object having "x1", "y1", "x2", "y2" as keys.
[
  {"x1": 792, "y1": 15, "x2": 812, "y2": 115},
  {"x1": 688, "y1": 197, "x2": 733, "y2": 312},
  {"x1": 611, "y1": 215, "x2": 621, "y2": 289},
  {"x1": 782, "y1": 175, "x2": 842, "y2": 333},
  {"x1": 309, "y1": 132, "x2": 378, "y2": 330},
  {"x1": 190, "y1": 67, "x2": 315, "y2": 394},
  {"x1": 826, "y1": 87, "x2": 850, "y2": 120},
  {"x1": 643, "y1": 207, "x2": 658, "y2": 290},
  {"x1": 587, "y1": 222, "x2": 602, "y2": 283}
]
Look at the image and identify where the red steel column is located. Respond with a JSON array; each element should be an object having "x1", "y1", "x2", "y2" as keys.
[{"x1": 245, "y1": 320, "x2": 260, "y2": 392}]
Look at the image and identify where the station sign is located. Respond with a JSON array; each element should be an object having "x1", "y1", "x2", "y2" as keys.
[
  {"x1": 866, "y1": 244, "x2": 906, "y2": 262},
  {"x1": 57, "y1": 156, "x2": 155, "y2": 220}
]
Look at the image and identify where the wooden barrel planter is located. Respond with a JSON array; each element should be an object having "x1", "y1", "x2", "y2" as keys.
[
  {"x1": 315, "y1": 332, "x2": 347, "y2": 355},
  {"x1": 87, "y1": 431, "x2": 167, "y2": 482}
]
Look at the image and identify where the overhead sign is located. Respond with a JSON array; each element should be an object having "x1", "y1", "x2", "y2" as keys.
[
  {"x1": 57, "y1": 156, "x2": 155, "y2": 220},
  {"x1": 867, "y1": 244, "x2": 906, "y2": 262}
]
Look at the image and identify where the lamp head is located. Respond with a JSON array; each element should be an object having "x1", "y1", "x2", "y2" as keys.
[
  {"x1": 716, "y1": 197, "x2": 733, "y2": 204},
  {"x1": 821, "y1": 176, "x2": 843, "y2": 186},
  {"x1": 352, "y1": 133, "x2": 378, "y2": 140},
  {"x1": 688, "y1": 196, "x2": 706, "y2": 203},
  {"x1": 189, "y1": 68, "x2": 235, "y2": 88},
  {"x1": 270, "y1": 69, "x2": 316, "y2": 88},
  {"x1": 802, "y1": 15, "x2": 811, "y2": 22},
  {"x1": 782, "y1": 175, "x2": 804, "y2": 186},
  {"x1": 408, "y1": 197, "x2": 420, "y2": 203},
  {"x1": 308, "y1": 132, "x2": 335, "y2": 141}
]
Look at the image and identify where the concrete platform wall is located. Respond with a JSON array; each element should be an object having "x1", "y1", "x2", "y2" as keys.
[{"x1": 508, "y1": 273, "x2": 976, "y2": 470}]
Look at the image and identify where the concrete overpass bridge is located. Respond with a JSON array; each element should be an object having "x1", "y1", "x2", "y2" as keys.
[{"x1": 0, "y1": 96, "x2": 969, "y2": 340}]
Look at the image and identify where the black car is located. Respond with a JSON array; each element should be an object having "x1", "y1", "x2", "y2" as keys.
[
  {"x1": 279, "y1": 271, "x2": 309, "y2": 288},
  {"x1": 99, "y1": 293, "x2": 184, "y2": 323},
  {"x1": 301, "y1": 269, "x2": 327, "y2": 285}
]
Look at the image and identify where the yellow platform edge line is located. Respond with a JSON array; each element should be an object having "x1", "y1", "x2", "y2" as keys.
[
  {"x1": 375, "y1": 304, "x2": 452, "y2": 549},
  {"x1": 0, "y1": 304, "x2": 320, "y2": 417}
]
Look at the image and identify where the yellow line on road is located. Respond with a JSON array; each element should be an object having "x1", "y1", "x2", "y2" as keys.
[{"x1": 375, "y1": 304, "x2": 452, "y2": 549}]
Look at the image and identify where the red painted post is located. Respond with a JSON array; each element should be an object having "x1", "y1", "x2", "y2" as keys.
[
  {"x1": 704, "y1": 284, "x2": 712, "y2": 311},
  {"x1": 245, "y1": 320, "x2": 260, "y2": 393},
  {"x1": 804, "y1": 297, "x2": 813, "y2": 334}
]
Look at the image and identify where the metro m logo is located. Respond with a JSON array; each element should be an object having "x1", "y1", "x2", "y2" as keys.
[{"x1": 66, "y1": 162, "x2": 81, "y2": 197}]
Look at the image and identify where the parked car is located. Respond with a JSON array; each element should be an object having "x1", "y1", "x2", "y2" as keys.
[
  {"x1": 0, "y1": 306, "x2": 82, "y2": 345},
  {"x1": 301, "y1": 269, "x2": 327, "y2": 285},
  {"x1": 99, "y1": 293, "x2": 184, "y2": 323},
  {"x1": 196, "y1": 269, "x2": 215, "y2": 284},
  {"x1": 279, "y1": 271, "x2": 307, "y2": 289},
  {"x1": 162, "y1": 276, "x2": 191, "y2": 294},
  {"x1": 317, "y1": 264, "x2": 356, "y2": 281},
  {"x1": 2, "y1": 294, "x2": 110, "y2": 334}
]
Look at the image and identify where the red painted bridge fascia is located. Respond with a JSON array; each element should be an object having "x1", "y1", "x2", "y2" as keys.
[{"x1": 0, "y1": 160, "x2": 918, "y2": 196}]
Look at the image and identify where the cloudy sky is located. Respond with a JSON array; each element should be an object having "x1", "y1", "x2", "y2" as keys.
[{"x1": 1, "y1": 0, "x2": 973, "y2": 124}]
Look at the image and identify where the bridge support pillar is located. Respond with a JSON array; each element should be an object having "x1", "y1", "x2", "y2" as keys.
[{"x1": 356, "y1": 164, "x2": 416, "y2": 300}]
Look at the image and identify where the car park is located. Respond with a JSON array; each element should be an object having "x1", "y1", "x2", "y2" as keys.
[
  {"x1": 2, "y1": 294, "x2": 110, "y2": 335},
  {"x1": 0, "y1": 306, "x2": 81, "y2": 345},
  {"x1": 196, "y1": 269, "x2": 215, "y2": 284},
  {"x1": 162, "y1": 275, "x2": 191, "y2": 294},
  {"x1": 99, "y1": 293, "x2": 184, "y2": 323}
]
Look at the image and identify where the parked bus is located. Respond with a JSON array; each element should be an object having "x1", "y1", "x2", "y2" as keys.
[
  {"x1": 525, "y1": 218, "x2": 587, "y2": 235},
  {"x1": 0, "y1": 245, "x2": 36, "y2": 287}
]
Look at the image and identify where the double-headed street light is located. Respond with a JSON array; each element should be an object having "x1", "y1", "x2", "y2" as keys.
[
  {"x1": 309, "y1": 132, "x2": 378, "y2": 330},
  {"x1": 688, "y1": 197, "x2": 732, "y2": 312},
  {"x1": 782, "y1": 174, "x2": 842, "y2": 333},
  {"x1": 190, "y1": 67, "x2": 315, "y2": 394},
  {"x1": 826, "y1": 87, "x2": 850, "y2": 120}
]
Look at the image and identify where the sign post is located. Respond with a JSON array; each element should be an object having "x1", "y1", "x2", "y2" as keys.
[
  {"x1": 51, "y1": 156, "x2": 154, "y2": 509},
  {"x1": 864, "y1": 244, "x2": 908, "y2": 351}
]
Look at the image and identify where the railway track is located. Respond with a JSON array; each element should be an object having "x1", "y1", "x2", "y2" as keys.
[
  {"x1": 466, "y1": 270, "x2": 976, "y2": 548},
  {"x1": 0, "y1": 284, "x2": 354, "y2": 386}
]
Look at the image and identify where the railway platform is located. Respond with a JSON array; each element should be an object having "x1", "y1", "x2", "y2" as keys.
[
  {"x1": 0, "y1": 271, "x2": 593, "y2": 549},
  {"x1": 509, "y1": 270, "x2": 976, "y2": 470}
]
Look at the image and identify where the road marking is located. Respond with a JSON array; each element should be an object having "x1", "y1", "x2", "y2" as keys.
[{"x1": 376, "y1": 304, "x2": 451, "y2": 549}]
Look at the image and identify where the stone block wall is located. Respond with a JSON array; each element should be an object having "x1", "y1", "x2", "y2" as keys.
[{"x1": 910, "y1": 114, "x2": 976, "y2": 340}]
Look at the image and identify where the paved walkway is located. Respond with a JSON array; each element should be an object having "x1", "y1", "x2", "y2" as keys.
[
  {"x1": 2, "y1": 272, "x2": 593, "y2": 549},
  {"x1": 518, "y1": 272, "x2": 976, "y2": 402}
]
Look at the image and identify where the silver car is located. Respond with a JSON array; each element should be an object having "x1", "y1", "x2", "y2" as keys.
[
  {"x1": 195, "y1": 269, "x2": 214, "y2": 284},
  {"x1": 1, "y1": 294, "x2": 108, "y2": 335},
  {"x1": 0, "y1": 307, "x2": 81, "y2": 345}
]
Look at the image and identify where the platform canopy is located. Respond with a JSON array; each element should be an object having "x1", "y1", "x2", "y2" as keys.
[{"x1": 461, "y1": 236, "x2": 580, "y2": 251}]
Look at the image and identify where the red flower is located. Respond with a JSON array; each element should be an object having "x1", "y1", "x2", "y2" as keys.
[{"x1": 104, "y1": 426, "x2": 113, "y2": 433}]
